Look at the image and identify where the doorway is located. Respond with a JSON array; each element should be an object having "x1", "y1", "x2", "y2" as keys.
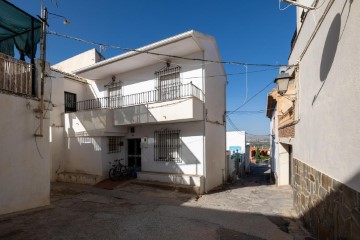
[{"x1": 128, "y1": 139, "x2": 141, "y2": 168}]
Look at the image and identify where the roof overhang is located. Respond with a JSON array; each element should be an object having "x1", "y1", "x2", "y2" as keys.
[{"x1": 74, "y1": 30, "x2": 207, "y2": 80}]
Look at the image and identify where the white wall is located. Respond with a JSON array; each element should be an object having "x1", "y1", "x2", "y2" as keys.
[
  {"x1": 52, "y1": 49, "x2": 104, "y2": 73},
  {"x1": 205, "y1": 123, "x2": 226, "y2": 192},
  {"x1": 226, "y1": 131, "x2": 246, "y2": 154},
  {"x1": 123, "y1": 122, "x2": 204, "y2": 176},
  {"x1": 202, "y1": 35, "x2": 227, "y2": 192},
  {"x1": 0, "y1": 95, "x2": 50, "y2": 215},
  {"x1": 85, "y1": 51, "x2": 204, "y2": 100},
  {"x1": 289, "y1": 0, "x2": 360, "y2": 191}
]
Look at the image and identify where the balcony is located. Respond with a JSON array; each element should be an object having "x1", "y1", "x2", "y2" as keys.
[
  {"x1": 74, "y1": 83, "x2": 204, "y2": 125},
  {"x1": 0, "y1": 53, "x2": 32, "y2": 97}
]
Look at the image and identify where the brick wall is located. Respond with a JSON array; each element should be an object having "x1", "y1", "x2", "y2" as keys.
[
  {"x1": 293, "y1": 158, "x2": 360, "y2": 239},
  {"x1": 279, "y1": 124, "x2": 295, "y2": 138}
]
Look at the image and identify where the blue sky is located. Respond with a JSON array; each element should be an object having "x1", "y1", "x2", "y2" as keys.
[{"x1": 10, "y1": 0, "x2": 296, "y2": 135}]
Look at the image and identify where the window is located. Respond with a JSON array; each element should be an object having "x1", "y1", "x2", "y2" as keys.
[
  {"x1": 108, "y1": 83, "x2": 122, "y2": 108},
  {"x1": 108, "y1": 136, "x2": 121, "y2": 153},
  {"x1": 64, "y1": 92, "x2": 76, "y2": 112},
  {"x1": 155, "y1": 66, "x2": 181, "y2": 101},
  {"x1": 154, "y1": 129, "x2": 181, "y2": 162}
]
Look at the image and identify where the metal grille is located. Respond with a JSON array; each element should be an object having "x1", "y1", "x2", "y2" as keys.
[
  {"x1": 155, "y1": 66, "x2": 181, "y2": 90},
  {"x1": 108, "y1": 136, "x2": 121, "y2": 153},
  {"x1": 64, "y1": 92, "x2": 76, "y2": 112},
  {"x1": 108, "y1": 84, "x2": 122, "y2": 108},
  {"x1": 154, "y1": 129, "x2": 181, "y2": 162}
]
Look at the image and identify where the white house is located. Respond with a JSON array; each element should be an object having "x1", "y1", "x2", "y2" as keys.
[
  {"x1": 278, "y1": 0, "x2": 360, "y2": 238},
  {"x1": 50, "y1": 30, "x2": 227, "y2": 194},
  {"x1": 0, "y1": 2, "x2": 51, "y2": 215},
  {"x1": 226, "y1": 131, "x2": 246, "y2": 154}
]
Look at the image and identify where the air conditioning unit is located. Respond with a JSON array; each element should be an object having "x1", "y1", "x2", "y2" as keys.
[{"x1": 282, "y1": 0, "x2": 315, "y2": 10}]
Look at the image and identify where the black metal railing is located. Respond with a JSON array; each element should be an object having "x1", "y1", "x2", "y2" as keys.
[{"x1": 76, "y1": 83, "x2": 203, "y2": 112}]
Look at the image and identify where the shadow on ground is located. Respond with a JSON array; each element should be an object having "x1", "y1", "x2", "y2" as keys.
[{"x1": 0, "y1": 163, "x2": 313, "y2": 240}]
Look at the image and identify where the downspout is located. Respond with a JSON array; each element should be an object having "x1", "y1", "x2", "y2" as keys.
[{"x1": 202, "y1": 49, "x2": 206, "y2": 193}]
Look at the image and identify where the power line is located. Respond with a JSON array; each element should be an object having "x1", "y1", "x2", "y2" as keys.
[
  {"x1": 182, "y1": 67, "x2": 279, "y2": 80},
  {"x1": 48, "y1": 31, "x2": 294, "y2": 68},
  {"x1": 227, "y1": 80, "x2": 274, "y2": 116}
]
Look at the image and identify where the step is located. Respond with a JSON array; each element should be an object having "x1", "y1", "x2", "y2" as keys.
[
  {"x1": 136, "y1": 172, "x2": 203, "y2": 194},
  {"x1": 137, "y1": 171, "x2": 202, "y2": 186},
  {"x1": 131, "y1": 179, "x2": 200, "y2": 195},
  {"x1": 57, "y1": 172, "x2": 104, "y2": 185}
]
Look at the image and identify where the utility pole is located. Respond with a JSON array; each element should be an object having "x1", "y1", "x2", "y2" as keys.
[{"x1": 36, "y1": 7, "x2": 47, "y2": 137}]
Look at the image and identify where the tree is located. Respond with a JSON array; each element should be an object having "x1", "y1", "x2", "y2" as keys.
[{"x1": 255, "y1": 147, "x2": 261, "y2": 160}]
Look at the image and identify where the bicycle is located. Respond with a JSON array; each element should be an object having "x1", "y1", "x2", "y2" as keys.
[{"x1": 109, "y1": 159, "x2": 128, "y2": 180}]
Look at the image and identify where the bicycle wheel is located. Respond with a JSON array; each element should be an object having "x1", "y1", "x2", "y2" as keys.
[
  {"x1": 120, "y1": 166, "x2": 128, "y2": 176},
  {"x1": 109, "y1": 168, "x2": 117, "y2": 181}
]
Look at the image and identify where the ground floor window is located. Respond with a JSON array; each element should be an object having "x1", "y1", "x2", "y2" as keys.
[
  {"x1": 108, "y1": 136, "x2": 121, "y2": 153},
  {"x1": 154, "y1": 129, "x2": 181, "y2": 162}
]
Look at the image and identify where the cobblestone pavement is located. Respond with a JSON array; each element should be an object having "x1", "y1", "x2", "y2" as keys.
[{"x1": 0, "y1": 164, "x2": 313, "y2": 240}]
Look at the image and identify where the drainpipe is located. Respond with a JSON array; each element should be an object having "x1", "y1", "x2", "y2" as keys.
[{"x1": 202, "y1": 50, "x2": 206, "y2": 193}]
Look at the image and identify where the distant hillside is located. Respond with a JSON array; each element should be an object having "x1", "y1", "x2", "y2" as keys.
[{"x1": 246, "y1": 135, "x2": 270, "y2": 148}]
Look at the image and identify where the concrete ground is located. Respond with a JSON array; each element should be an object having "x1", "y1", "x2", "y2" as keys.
[{"x1": 0, "y1": 164, "x2": 313, "y2": 240}]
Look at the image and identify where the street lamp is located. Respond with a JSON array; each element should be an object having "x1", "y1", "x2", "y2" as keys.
[
  {"x1": 274, "y1": 71, "x2": 291, "y2": 95},
  {"x1": 48, "y1": 12, "x2": 70, "y2": 25}
]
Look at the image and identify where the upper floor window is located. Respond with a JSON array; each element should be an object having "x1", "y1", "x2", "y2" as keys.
[
  {"x1": 64, "y1": 91, "x2": 76, "y2": 112},
  {"x1": 155, "y1": 65, "x2": 181, "y2": 101},
  {"x1": 108, "y1": 83, "x2": 122, "y2": 108}
]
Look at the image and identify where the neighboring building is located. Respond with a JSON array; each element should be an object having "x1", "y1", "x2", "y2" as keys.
[
  {"x1": 271, "y1": 0, "x2": 360, "y2": 238},
  {"x1": 226, "y1": 131, "x2": 246, "y2": 154},
  {"x1": 266, "y1": 69, "x2": 296, "y2": 186},
  {"x1": 226, "y1": 131, "x2": 246, "y2": 179},
  {"x1": 0, "y1": 1, "x2": 51, "y2": 215},
  {"x1": 50, "y1": 30, "x2": 227, "y2": 194}
]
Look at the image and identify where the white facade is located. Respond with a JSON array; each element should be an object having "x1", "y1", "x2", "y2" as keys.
[
  {"x1": 288, "y1": 0, "x2": 360, "y2": 191},
  {"x1": 52, "y1": 49, "x2": 105, "y2": 73},
  {"x1": 50, "y1": 30, "x2": 226, "y2": 193},
  {"x1": 0, "y1": 59, "x2": 51, "y2": 215},
  {"x1": 226, "y1": 131, "x2": 246, "y2": 154}
]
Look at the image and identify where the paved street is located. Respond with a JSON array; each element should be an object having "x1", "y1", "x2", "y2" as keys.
[{"x1": 0, "y1": 164, "x2": 312, "y2": 240}]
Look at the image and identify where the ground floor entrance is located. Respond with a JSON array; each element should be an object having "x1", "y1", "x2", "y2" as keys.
[{"x1": 128, "y1": 138, "x2": 141, "y2": 168}]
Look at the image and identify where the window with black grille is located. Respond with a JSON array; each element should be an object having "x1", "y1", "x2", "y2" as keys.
[
  {"x1": 155, "y1": 66, "x2": 181, "y2": 101},
  {"x1": 108, "y1": 136, "x2": 121, "y2": 153},
  {"x1": 64, "y1": 92, "x2": 76, "y2": 112},
  {"x1": 154, "y1": 129, "x2": 181, "y2": 162}
]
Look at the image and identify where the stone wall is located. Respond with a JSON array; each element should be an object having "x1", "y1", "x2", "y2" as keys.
[
  {"x1": 293, "y1": 158, "x2": 360, "y2": 239},
  {"x1": 279, "y1": 124, "x2": 295, "y2": 138}
]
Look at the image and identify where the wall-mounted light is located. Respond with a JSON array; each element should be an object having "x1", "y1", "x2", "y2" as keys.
[
  {"x1": 274, "y1": 71, "x2": 291, "y2": 95},
  {"x1": 48, "y1": 12, "x2": 71, "y2": 24}
]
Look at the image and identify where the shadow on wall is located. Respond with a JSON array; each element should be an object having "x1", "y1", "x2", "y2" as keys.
[
  {"x1": 293, "y1": 159, "x2": 360, "y2": 239},
  {"x1": 313, "y1": 0, "x2": 353, "y2": 105}
]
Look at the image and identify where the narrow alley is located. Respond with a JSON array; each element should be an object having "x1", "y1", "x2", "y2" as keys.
[{"x1": 0, "y1": 164, "x2": 312, "y2": 240}]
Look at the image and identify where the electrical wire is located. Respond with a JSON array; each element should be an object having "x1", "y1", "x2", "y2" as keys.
[
  {"x1": 227, "y1": 80, "x2": 274, "y2": 116},
  {"x1": 47, "y1": 31, "x2": 294, "y2": 68}
]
